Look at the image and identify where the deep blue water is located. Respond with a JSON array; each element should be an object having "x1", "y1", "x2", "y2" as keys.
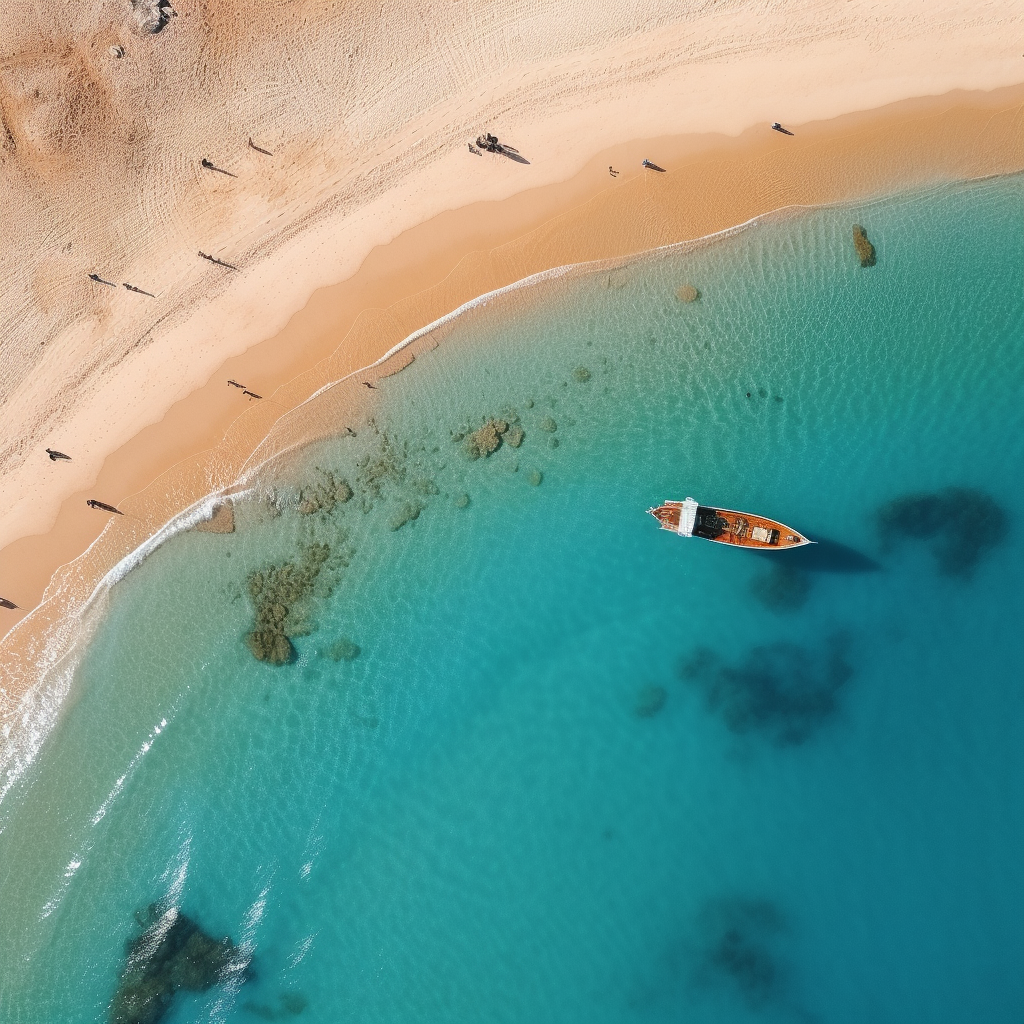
[{"x1": 1, "y1": 176, "x2": 1022, "y2": 1024}]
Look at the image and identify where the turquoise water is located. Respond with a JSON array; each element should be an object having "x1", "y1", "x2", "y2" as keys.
[{"x1": 1, "y1": 176, "x2": 1022, "y2": 1024}]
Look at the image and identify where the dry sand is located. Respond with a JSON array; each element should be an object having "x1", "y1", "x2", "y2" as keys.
[{"x1": 0, "y1": 0, "x2": 1022, "y2": 715}]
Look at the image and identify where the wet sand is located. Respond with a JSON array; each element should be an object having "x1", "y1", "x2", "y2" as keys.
[{"x1": 1, "y1": 82, "x2": 1023, "y2": 711}]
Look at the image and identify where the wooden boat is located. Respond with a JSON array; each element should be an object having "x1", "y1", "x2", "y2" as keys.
[{"x1": 647, "y1": 497, "x2": 813, "y2": 549}]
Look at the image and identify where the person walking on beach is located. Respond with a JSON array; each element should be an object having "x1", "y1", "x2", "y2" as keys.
[
  {"x1": 608, "y1": 166, "x2": 619, "y2": 177},
  {"x1": 87, "y1": 499, "x2": 124, "y2": 515},
  {"x1": 45, "y1": 448, "x2": 71, "y2": 461}
]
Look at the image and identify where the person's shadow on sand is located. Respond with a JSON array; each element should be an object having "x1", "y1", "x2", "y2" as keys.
[{"x1": 498, "y1": 147, "x2": 530, "y2": 165}]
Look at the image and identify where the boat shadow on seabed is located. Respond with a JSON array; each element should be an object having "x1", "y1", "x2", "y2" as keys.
[{"x1": 747, "y1": 536, "x2": 881, "y2": 574}]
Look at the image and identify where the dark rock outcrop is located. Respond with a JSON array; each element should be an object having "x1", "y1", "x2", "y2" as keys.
[
  {"x1": 464, "y1": 419, "x2": 508, "y2": 459},
  {"x1": 246, "y1": 543, "x2": 334, "y2": 664},
  {"x1": 296, "y1": 469, "x2": 352, "y2": 515},
  {"x1": 110, "y1": 904, "x2": 244, "y2": 1024},
  {"x1": 852, "y1": 225, "x2": 876, "y2": 267}
]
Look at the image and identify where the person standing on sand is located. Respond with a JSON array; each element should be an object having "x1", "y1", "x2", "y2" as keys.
[{"x1": 86, "y1": 499, "x2": 124, "y2": 515}]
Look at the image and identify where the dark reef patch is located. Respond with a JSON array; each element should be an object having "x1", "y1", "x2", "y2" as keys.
[
  {"x1": 110, "y1": 903, "x2": 247, "y2": 1024},
  {"x1": 749, "y1": 564, "x2": 812, "y2": 612},
  {"x1": 679, "y1": 634, "x2": 851, "y2": 745},
  {"x1": 295, "y1": 468, "x2": 352, "y2": 516},
  {"x1": 242, "y1": 992, "x2": 308, "y2": 1020},
  {"x1": 694, "y1": 897, "x2": 786, "y2": 1010},
  {"x1": 389, "y1": 500, "x2": 424, "y2": 530},
  {"x1": 876, "y1": 486, "x2": 1006, "y2": 578},
  {"x1": 324, "y1": 636, "x2": 360, "y2": 662},
  {"x1": 247, "y1": 541, "x2": 351, "y2": 664},
  {"x1": 852, "y1": 224, "x2": 876, "y2": 267},
  {"x1": 354, "y1": 432, "x2": 408, "y2": 506},
  {"x1": 634, "y1": 684, "x2": 667, "y2": 718}
]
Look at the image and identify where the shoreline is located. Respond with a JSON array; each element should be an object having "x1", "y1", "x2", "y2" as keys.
[{"x1": 1, "y1": 84, "x2": 1023, "y2": 724}]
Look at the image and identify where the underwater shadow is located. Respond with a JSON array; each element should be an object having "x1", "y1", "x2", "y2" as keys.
[
  {"x1": 748, "y1": 536, "x2": 881, "y2": 574},
  {"x1": 693, "y1": 897, "x2": 786, "y2": 1010},
  {"x1": 679, "y1": 632, "x2": 852, "y2": 746},
  {"x1": 111, "y1": 902, "x2": 250, "y2": 1024},
  {"x1": 876, "y1": 486, "x2": 1006, "y2": 579}
]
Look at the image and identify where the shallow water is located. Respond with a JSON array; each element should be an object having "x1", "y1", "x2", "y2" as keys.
[{"x1": 1, "y1": 176, "x2": 1022, "y2": 1024}]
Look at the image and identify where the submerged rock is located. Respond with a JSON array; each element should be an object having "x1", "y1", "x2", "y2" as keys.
[
  {"x1": 749, "y1": 564, "x2": 812, "y2": 612},
  {"x1": 528, "y1": 469, "x2": 543, "y2": 486},
  {"x1": 675, "y1": 284, "x2": 701, "y2": 302},
  {"x1": 247, "y1": 630, "x2": 294, "y2": 665},
  {"x1": 572, "y1": 366, "x2": 592, "y2": 383},
  {"x1": 679, "y1": 634, "x2": 851, "y2": 746},
  {"x1": 876, "y1": 486, "x2": 1005, "y2": 577},
  {"x1": 246, "y1": 543, "x2": 335, "y2": 664},
  {"x1": 326, "y1": 637, "x2": 361, "y2": 662},
  {"x1": 243, "y1": 993, "x2": 309, "y2": 1020},
  {"x1": 389, "y1": 500, "x2": 423, "y2": 530},
  {"x1": 539, "y1": 416, "x2": 557, "y2": 433},
  {"x1": 634, "y1": 684, "x2": 667, "y2": 718},
  {"x1": 356, "y1": 433, "x2": 408, "y2": 502},
  {"x1": 505, "y1": 425, "x2": 525, "y2": 448},
  {"x1": 412, "y1": 478, "x2": 440, "y2": 496},
  {"x1": 454, "y1": 492, "x2": 470, "y2": 509},
  {"x1": 695, "y1": 897, "x2": 786, "y2": 1010},
  {"x1": 110, "y1": 904, "x2": 244, "y2": 1024},
  {"x1": 464, "y1": 419, "x2": 508, "y2": 459},
  {"x1": 296, "y1": 469, "x2": 352, "y2": 515},
  {"x1": 852, "y1": 225, "x2": 876, "y2": 267}
]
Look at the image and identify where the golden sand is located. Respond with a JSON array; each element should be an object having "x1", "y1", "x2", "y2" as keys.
[{"x1": 0, "y1": 0, "x2": 1023, "y2": 715}]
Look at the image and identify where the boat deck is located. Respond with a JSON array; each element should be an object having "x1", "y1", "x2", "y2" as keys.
[{"x1": 649, "y1": 501, "x2": 811, "y2": 549}]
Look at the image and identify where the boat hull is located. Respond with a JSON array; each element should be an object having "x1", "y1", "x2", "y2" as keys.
[{"x1": 648, "y1": 499, "x2": 813, "y2": 549}]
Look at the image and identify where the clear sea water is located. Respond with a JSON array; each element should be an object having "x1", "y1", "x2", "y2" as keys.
[{"x1": 1, "y1": 176, "x2": 1022, "y2": 1024}]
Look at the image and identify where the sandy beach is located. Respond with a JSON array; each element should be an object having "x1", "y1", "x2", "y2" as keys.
[{"x1": 1, "y1": 0, "x2": 1022, "y2": 713}]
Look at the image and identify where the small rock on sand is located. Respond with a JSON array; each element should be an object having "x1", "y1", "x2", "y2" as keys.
[{"x1": 675, "y1": 284, "x2": 701, "y2": 303}]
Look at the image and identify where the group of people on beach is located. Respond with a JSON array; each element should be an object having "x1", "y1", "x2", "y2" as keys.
[{"x1": 469, "y1": 132, "x2": 520, "y2": 157}]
